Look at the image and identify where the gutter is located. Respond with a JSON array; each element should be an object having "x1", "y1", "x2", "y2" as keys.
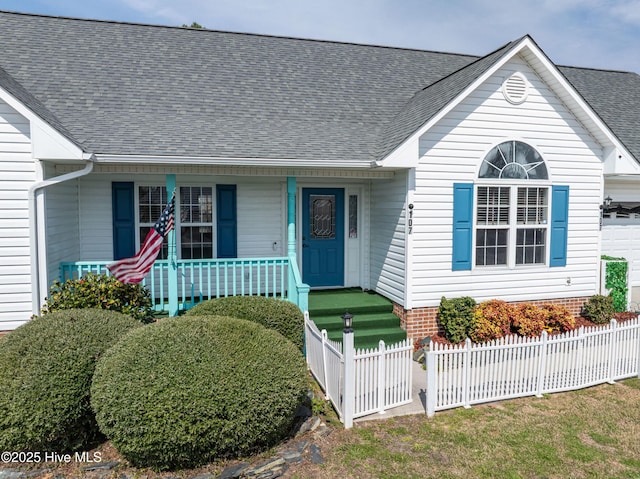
[
  {"x1": 603, "y1": 174, "x2": 640, "y2": 180},
  {"x1": 94, "y1": 154, "x2": 376, "y2": 169},
  {"x1": 28, "y1": 157, "x2": 94, "y2": 315}
]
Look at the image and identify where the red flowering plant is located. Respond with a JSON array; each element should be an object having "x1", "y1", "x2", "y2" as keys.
[
  {"x1": 469, "y1": 300, "x2": 513, "y2": 343},
  {"x1": 540, "y1": 303, "x2": 575, "y2": 333},
  {"x1": 512, "y1": 303, "x2": 547, "y2": 337}
]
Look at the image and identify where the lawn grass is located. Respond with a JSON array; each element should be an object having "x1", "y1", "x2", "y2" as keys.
[
  {"x1": 9, "y1": 377, "x2": 638, "y2": 478},
  {"x1": 289, "y1": 378, "x2": 640, "y2": 478}
]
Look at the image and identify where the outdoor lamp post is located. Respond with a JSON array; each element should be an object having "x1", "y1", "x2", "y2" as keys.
[
  {"x1": 342, "y1": 311, "x2": 353, "y2": 333},
  {"x1": 341, "y1": 311, "x2": 355, "y2": 428}
]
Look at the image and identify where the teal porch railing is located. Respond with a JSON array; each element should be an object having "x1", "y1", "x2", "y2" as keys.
[{"x1": 59, "y1": 257, "x2": 309, "y2": 313}]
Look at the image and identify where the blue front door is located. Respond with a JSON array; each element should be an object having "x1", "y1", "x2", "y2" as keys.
[{"x1": 302, "y1": 188, "x2": 345, "y2": 287}]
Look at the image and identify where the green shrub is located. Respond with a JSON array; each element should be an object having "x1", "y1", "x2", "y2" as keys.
[
  {"x1": 511, "y1": 303, "x2": 546, "y2": 337},
  {"x1": 42, "y1": 273, "x2": 153, "y2": 323},
  {"x1": 541, "y1": 304, "x2": 575, "y2": 333},
  {"x1": 91, "y1": 316, "x2": 308, "y2": 470},
  {"x1": 582, "y1": 295, "x2": 615, "y2": 325},
  {"x1": 0, "y1": 309, "x2": 142, "y2": 452},
  {"x1": 186, "y1": 295, "x2": 304, "y2": 350},
  {"x1": 438, "y1": 296, "x2": 476, "y2": 344},
  {"x1": 470, "y1": 300, "x2": 513, "y2": 343}
]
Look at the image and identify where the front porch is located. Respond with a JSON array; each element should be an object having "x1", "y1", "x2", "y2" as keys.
[{"x1": 41, "y1": 164, "x2": 400, "y2": 322}]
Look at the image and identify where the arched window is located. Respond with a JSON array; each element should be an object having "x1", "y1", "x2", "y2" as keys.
[
  {"x1": 475, "y1": 141, "x2": 550, "y2": 267},
  {"x1": 479, "y1": 141, "x2": 548, "y2": 180}
]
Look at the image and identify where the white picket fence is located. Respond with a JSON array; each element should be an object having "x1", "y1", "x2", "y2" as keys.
[
  {"x1": 425, "y1": 317, "x2": 640, "y2": 416},
  {"x1": 304, "y1": 313, "x2": 413, "y2": 428},
  {"x1": 304, "y1": 315, "x2": 344, "y2": 416}
]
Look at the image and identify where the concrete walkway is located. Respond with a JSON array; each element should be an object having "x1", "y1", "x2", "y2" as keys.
[{"x1": 354, "y1": 360, "x2": 427, "y2": 423}]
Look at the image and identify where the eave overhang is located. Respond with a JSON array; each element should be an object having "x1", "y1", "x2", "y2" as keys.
[{"x1": 0, "y1": 84, "x2": 87, "y2": 161}]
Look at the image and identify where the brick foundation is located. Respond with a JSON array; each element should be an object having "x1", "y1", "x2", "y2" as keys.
[
  {"x1": 0, "y1": 331, "x2": 8, "y2": 338},
  {"x1": 393, "y1": 302, "x2": 442, "y2": 339},
  {"x1": 394, "y1": 296, "x2": 590, "y2": 341}
]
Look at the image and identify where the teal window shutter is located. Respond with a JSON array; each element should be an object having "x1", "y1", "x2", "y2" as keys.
[
  {"x1": 112, "y1": 182, "x2": 135, "y2": 260},
  {"x1": 216, "y1": 185, "x2": 237, "y2": 258},
  {"x1": 452, "y1": 183, "x2": 474, "y2": 271},
  {"x1": 550, "y1": 185, "x2": 569, "y2": 267}
]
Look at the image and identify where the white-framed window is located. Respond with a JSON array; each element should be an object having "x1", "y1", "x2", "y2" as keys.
[
  {"x1": 137, "y1": 185, "x2": 215, "y2": 260},
  {"x1": 475, "y1": 186, "x2": 509, "y2": 266},
  {"x1": 475, "y1": 141, "x2": 549, "y2": 268},
  {"x1": 138, "y1": 185, "x2": 170, "y2": 259},
  {"x1": 179, "y1": 186, "x2": 213, "y2": 259}
]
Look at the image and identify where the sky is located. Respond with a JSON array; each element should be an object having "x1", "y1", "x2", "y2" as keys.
[{"x1": 1, "y1": 0, "x2": 639, "y2": 73}]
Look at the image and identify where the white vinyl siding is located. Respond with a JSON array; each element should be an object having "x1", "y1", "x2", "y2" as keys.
[
  {"x1": 45, "y1": 177, "x2": 80, "y2": 287},
  {"x1": 237, "y1": 179, "x2": 284, "y2": 258},
  {"x1": 370, "y1": 170, "x2": 407, "y2": 305},
  {"x1": 0, "y1": 100, "x2": 34, "y2": 329},
  {"x1": 78, "y1": 176, "x2": 113, "y2": 260},
  {"x1": 411, "y1": 56, "x2": 603, "y2": 307}
]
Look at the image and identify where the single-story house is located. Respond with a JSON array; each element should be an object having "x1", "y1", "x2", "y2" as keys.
[{"x1": 1, "y1": 10, "x2": 639, "y2": 337}]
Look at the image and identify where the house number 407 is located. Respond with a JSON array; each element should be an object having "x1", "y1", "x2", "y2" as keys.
[{"x1": 408, "y1": 204, "x2": 414, "y2": 234}]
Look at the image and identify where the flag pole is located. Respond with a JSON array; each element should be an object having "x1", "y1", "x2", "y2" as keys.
[{"x1": 166, "y1": 174, "x2": 178, "y2": 316}]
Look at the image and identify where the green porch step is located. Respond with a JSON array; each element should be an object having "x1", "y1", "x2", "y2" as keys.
[
  {"x1": 325, "y1": 327, "x2": 409, "y2": 350},
  {"x1": 308, "y1": 288, "x2": 407, "y2": 350},
  {"x1": 312, "y1": 312, "x2": 401, "y2": 332},
  {"x1": 308, "y1": 288, "x2": 393, "y2": 316}
]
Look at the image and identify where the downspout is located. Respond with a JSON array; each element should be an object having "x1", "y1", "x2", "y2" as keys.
[{"x1": 28, "y1": 157, "x2": 95, "y2": 315}]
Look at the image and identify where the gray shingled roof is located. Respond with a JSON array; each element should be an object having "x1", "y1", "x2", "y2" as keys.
[
  {"x1": 0, "y1": 64, "x2": 79, "y2": 146},
  {"x1": 0, "y1": 11, "x2": 638, "y2": 164},
  {"x1": 560, "y1": 66, "x2": 640, "y2": 163},
  {"x1": 377, "y1": 39, "x2": 522, "y2": 161}
]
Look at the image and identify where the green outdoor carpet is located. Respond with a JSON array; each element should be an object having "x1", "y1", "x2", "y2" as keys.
[{"x1": 308, "y1": 288, "x2": 407, "y2": 350}]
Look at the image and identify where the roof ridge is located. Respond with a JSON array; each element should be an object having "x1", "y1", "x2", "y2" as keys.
[
  {"x1": 0, "y1": 9, "x2": 638, "y2": 75},
  {"x1": 0, "y1": 9, "x2": 480, "y2": 58},
  {"x1": 1, "y1": 10, "x2": 633, "y2": 75},
  {"x1": 417, "y1": 38, "x2": 519, "y2": 93},
  {"x1": 559, "y1": 64, "x2": 637, "y2": 75}
]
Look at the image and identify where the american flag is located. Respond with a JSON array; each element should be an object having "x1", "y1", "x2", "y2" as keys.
[{"x1": 107, "y1": 192, "x2": 175, "y2": 284}]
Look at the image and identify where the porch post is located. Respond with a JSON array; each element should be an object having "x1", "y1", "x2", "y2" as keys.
[
  {"x1": 287, "y1": 177, "x2": 297, "y2": 305},
  {"x1": 166, "y1": 174, "x2": 178, "y2": 316},
  {"x1": 286, "y1": 177, "x2": 309, "y2": 312},
  {"x1": 287, "y1": 177, "x2": 296, "y2": 256}
]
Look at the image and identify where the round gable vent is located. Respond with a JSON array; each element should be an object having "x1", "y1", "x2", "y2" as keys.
[{"x1": 502, "y1": 72, "x2": 528, "y2": 104}]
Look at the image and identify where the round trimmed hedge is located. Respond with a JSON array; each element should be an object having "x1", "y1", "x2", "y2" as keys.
[
  {"x1": 185, "y1": 296, "x2": 304, "y2": 350},
  {"x1": 91, "y1": 315, "x2": 308, "y2": 471},
  {"x1": 0, "y1": 309, "x2": 142, "y2": 452}
]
